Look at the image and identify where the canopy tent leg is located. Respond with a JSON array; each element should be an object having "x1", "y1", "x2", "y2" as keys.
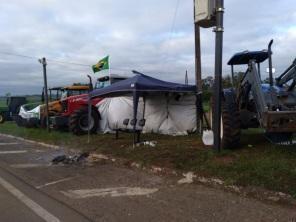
[
  {"x1": 87, "y1": 93, "x2": 91, "y2": 144},
  {"x1": 132, "y1": 90, "x2": 140, "y2": 146}
]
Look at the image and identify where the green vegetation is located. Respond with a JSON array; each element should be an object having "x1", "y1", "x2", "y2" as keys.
[{"x1": 0, "y1": 122, "x2": 295, "y2": 198}]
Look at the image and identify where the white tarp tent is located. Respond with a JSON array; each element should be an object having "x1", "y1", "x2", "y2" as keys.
[{"x1": 96, "y1": 94, "x2": 196, "y2": 136}]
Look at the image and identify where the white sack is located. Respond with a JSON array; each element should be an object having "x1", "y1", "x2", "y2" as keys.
[{"x1": 19, "y1": 105, "x2": 41, "y2": 119}]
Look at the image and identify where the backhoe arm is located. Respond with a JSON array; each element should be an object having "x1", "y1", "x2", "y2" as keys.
[{"x1": 276, "y1": 58, "x2": 296, "y2": 90}]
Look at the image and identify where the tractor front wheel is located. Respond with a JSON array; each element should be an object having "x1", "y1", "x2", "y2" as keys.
[{"x1": 69, "y1": 107, "x2": 99, "y2": 135}]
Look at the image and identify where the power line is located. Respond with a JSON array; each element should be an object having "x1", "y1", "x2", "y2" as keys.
[
  {"x1": 0, "y1": 51, "x2": 37, "y2": 60},
  {"x1": 161, "y1": 0, "x2": 181, "y2": 70},
  {"x1": 0, "y1": 51, "x2": 134, "y2": 72},
  {"x1": 46, "y1": 58, "x2": 90, "y2": 67},
  {"x1": 0, "y1": 51, "x2": 90, "y2": 67},
  {"x1": 169, "y1": 0, "x2": 181, "y2": 42}
]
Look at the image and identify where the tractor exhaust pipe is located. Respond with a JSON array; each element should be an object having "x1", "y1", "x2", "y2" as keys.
[
  {"x1": 268, "y1": 39, "x2": 274, "y2": 86},
  {"x1": 87, "y1": 75, "x2": 93, "y2": 92}
]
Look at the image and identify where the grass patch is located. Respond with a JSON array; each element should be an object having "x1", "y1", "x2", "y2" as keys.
[{"x1": 0, "y1": 122, "x2": 296, "y2": 198}]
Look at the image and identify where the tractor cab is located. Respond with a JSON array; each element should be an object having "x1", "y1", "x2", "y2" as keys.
[
  {"x1": 60, "y1": 85, "x2": 90, "y2": 100},
  {"x1": 228, "y1": 48, "x2": 296, "y2": 93},
  {"x1": 228, "y1": 50, "x2": 269, "y2": 84}
]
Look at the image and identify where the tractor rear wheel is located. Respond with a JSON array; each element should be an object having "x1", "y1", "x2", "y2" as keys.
[
  {"x1": 210, "y1": 93, "x2": 241, "y2": 149},
  {"x1": 0, "y1": 113, "x2": 5, "y2": 124},
  {"x1": 69, "y1": 107, "x2": 99, "y2": 135}
]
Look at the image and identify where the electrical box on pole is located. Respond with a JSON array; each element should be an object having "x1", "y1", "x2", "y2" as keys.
[{"x1": 194, "y1": 0, "x2": 216, "y2": 28}]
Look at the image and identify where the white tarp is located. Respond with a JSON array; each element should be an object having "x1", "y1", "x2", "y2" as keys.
[
  {"x1": 96, "y1": 94, "x2": 196, "y2": 136},
  {"x1": 19, "y1": 105, "x2": 41, "y2": 119}
]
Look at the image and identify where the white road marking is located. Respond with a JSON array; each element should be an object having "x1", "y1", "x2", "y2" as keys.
[
  {"x1": 10, "y1": 164, "x2": 49, "y2": 169},
  {"x1": 0, "y1": 142, "x2": 19, "y2": 146},
  {"x1": 0, "y1": 176, "x2": 60, "y2": 222},
  {"x1": 0, "y1": 150, "x2": 27, "y2": 154},
  {"x1": 61, "y1": 187, "x2": 159, "y2": 199},
  {"x1": 36, "y1": 177, "x2": 75, "y2": 189}
]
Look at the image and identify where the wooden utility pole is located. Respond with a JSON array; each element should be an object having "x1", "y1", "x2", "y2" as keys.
[
  {"x1": 194, "y1": 23, "x2": 203, "y2": 134},
  {"x1": 39, "y1": 57, "x2": 50, "y2": 132}
]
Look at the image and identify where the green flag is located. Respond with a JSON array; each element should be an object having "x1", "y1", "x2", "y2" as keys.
[{"x1": 92, "y1": 56, "x2": 109, "y2": 73}]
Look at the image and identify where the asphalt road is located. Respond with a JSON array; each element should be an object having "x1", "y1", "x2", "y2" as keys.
[{"x1": 0, "y1": 134, "x2": 295, "y2": 222}]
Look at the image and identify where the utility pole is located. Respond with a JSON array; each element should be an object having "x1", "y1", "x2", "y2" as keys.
[
  {"x1": 213, "y1": 0, "x2": 224, "y2": 152},
  {"x1": 194, "y1": 23, "x2": 203, "y2": 134},
  {"x1": 39, "y1": 57, "x2": 50, "y2": 132}
]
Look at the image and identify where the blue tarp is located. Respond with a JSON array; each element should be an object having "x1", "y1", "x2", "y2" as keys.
[
  {"x1": 89, "y1": 73, "x2": 196, "y2": 144},
  {"x1": 90, "y1": 73, "x2": 196, "y2": 98}
]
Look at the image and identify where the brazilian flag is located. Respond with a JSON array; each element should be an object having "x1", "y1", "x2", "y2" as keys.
[{"x1": 92, "y1": 56, "x2": 109, "y2": 73}]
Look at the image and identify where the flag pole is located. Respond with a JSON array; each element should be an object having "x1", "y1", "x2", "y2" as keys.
[{"x1": 108, "y1": 56, "x2": 111, "y2": 85}]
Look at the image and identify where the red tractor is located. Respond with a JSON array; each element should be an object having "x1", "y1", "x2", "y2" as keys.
[{"x1": 50, "y1": 74, "x2": 128, "y2": 135}]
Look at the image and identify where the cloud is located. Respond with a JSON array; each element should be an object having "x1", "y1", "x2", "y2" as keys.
[{"x1": 0, "y1": 0, "x2": 295, "y2": 95}]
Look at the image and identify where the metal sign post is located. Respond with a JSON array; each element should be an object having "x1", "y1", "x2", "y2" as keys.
[
  {"x1": 39, "y1": 57, "x2": 50, "y2": 132},
  {"x1": 194, "y1": 0, "x2": 224, "y2": 151},
  {"x1": 213, "y1": 0, "x2": 224, "y2": 152}
]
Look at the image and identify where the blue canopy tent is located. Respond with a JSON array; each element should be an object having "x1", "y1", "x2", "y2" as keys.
[{"x1": 89, "y1": 73, "x2": 196, "y2": 144}]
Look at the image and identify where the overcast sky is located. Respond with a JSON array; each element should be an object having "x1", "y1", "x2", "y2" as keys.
[{"x1": 0, "y1": 0, "x2": 295, "y2": 95}]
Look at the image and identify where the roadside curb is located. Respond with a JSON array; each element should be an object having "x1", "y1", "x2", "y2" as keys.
[
  {"x1": 1, "y1": 133, "x2": 295, "y2": 207},
  {"x1": 0, "y1": 133, "x2": 61, "y2": 150}
]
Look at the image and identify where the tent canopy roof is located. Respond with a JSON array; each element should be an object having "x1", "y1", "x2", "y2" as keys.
[{"x1": 90, "y1": 73, "x2": 196, "y2": 99}]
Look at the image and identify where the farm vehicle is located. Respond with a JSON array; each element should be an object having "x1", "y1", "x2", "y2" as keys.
[
  {"x1": 17, "y1": 85, "x2": 90, "y2": 127},
  {"x1": 210, "y1": 40, "x2": 296, "y2": 148},
  {"x1": 0, "y1": 97, "x2": 27, "y2": 123},
  {"x1": 50, "y1": 74, "x2": 128, "y2": 135}
]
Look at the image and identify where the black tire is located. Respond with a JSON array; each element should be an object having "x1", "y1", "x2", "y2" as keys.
[
  {"x1": 69, "y1": 107, "x2": 99, "y2": 135},
  {"x1": 14, "y1": 115, "x2": 24, "y2": 127},
  {"x1": 221, "y1": 97, "x2": 241, "y2": 149},
  {"x1": 0, "y1": 113, "x2": 5, "y2": 124},
  {"x1": 210, "y1": 91, "x2": 241, "y2": 149}
]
